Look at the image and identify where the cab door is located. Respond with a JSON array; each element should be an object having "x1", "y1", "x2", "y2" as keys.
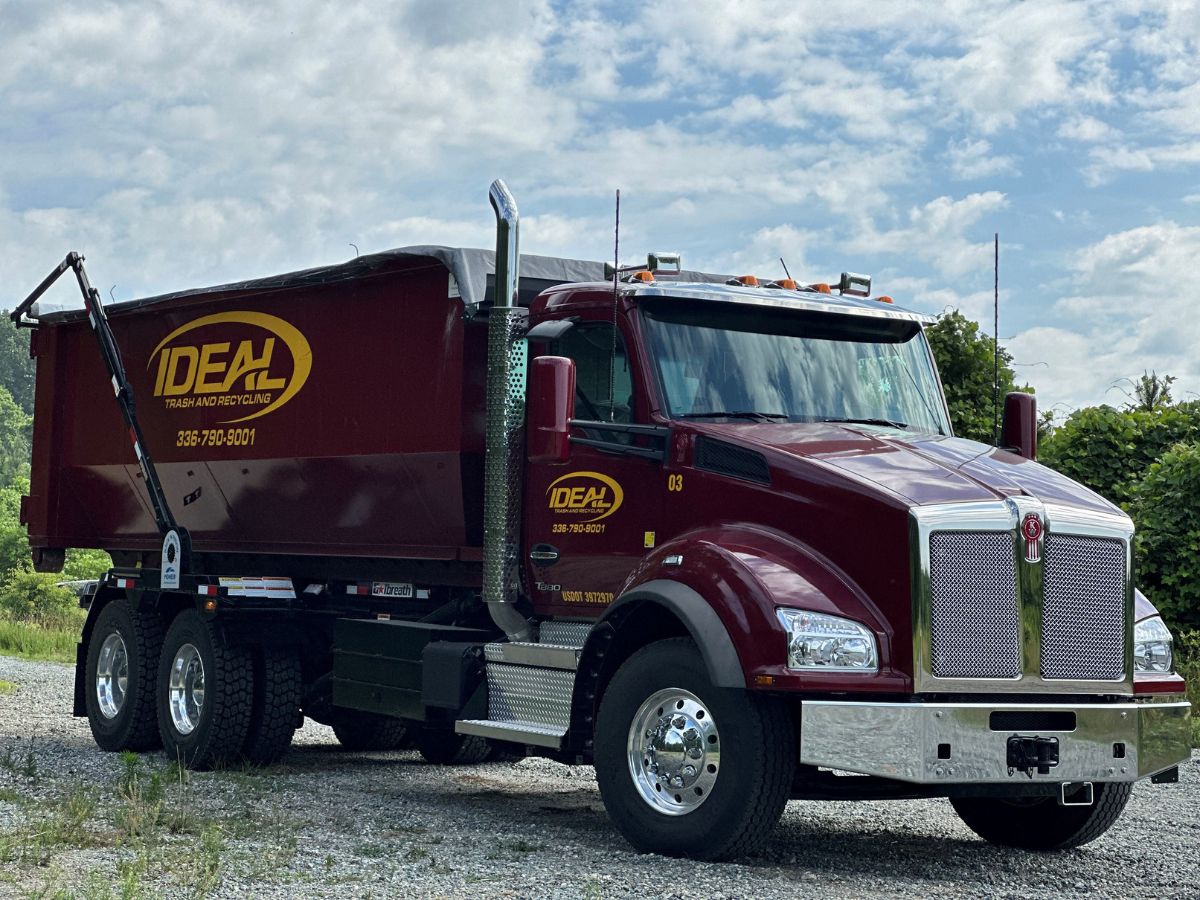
[{"x1": 523, "y1": 317, "x2": 668, "y2": 619}]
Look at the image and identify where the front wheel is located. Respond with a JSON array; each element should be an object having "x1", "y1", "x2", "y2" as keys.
[
  {"x1": 594, "y1": 637, "x2": 795, "y2": 860},
  {"x1": 156, "y1": 609, "x2": 254, "y2": 770},
  {"x1": 950, "y1": 783, "x2": 1133, "y2": 850}
]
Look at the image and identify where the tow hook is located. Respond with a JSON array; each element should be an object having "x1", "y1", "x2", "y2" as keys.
[
  {"x1": 1006, "y1": 735, "x2": 1059, "y2": 777},
  {"x1": 1059, "y1": 782, "x2": 1094, "y2": 807}
]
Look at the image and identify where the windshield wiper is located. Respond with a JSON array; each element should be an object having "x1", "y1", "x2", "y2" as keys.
[
  {"x1": 676, "y1": 411, "x2": 790, "y2": 422},
  {"x1": 819, "y1": 416, "x2": 909, "y2": 429}
]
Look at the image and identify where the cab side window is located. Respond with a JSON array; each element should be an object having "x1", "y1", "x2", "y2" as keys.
[{"x1": 551, "y1": 324, "x2": 634, "y2": 425}]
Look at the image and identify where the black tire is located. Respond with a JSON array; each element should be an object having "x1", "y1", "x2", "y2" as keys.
[
  {"x1": 242, "y1": 647, "x2": 301, "y2": 765},
  {"x1": 414, "y1": 728, "x2": 490, "y2": 765},
  {"x1": 594, "y1": 637, "x2": 795, "y2": 860},
  {"x1": 330, "y1": 710, "x2": 411, "y2": 752},
  {"x1": 950, "y1": 783, "x2": 1133, "y2": 850},
  {"x1": 156, "y1": 609, "x2": 254, "y2": 770},
  {"x1": 83, "y1": 598, "x2": 164, "y2": 752}
]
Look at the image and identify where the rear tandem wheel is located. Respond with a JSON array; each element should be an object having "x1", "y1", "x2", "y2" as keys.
[
  {"x1": 156, "y1": 609, "x2": 255, "y2": 770},
  {"x1": 83, "y1": 598, "x2": 164, "y2": 752}
]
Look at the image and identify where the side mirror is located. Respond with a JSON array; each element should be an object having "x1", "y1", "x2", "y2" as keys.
[
  {"x1": 1000, "y1": 392, "x2": 1037, "y2": 460},
  {"x1": 528, "y1": 356, "x2": 576, "y2": 464}
]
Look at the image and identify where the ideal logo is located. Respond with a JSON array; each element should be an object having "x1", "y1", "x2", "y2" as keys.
[
  {"x1": 546, "y1": 471, "x2": 624, "y2": 523},
  {"x1": 148, "y1": 312, "x2": 312, "y2": 423}
]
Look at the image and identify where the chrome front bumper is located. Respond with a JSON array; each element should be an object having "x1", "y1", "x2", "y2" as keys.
[{"x1": 800, "y1": 699, "x2": 1192, "y2": 784}]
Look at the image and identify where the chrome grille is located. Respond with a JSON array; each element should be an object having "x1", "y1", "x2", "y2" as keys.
[
  {"x1": 1042, "y1": 534, "x2": 1126, "y2": 680},
  {"x1": 928, "y1": 532, "x2": 1020, "y2": 678}
]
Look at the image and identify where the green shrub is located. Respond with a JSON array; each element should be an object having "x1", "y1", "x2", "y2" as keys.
[
  {"x1": 1040, "y1": 402, "x2": 1200, "y2": 507},
  {"x1": 1173, "y1": 629, "x2": 1200, "y2": 748},
  {"x1": 0, "y1": 479, "x2": 29, "y2": 575},
  {"x1": 0, "y1": 570, "x2": 79, "y2": 628},
  {"x1": 1130, "y1": 442, "x2": 1200, "y2": 631}
]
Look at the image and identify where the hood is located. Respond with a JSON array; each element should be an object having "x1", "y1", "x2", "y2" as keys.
[{"x1": 691, "y1": 422, "x2": 1121, "y2": 514}]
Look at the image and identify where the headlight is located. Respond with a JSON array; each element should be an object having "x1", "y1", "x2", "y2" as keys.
[
  {"x1": 776, "y1": 609, "x2": 878, "y2": 671},
  {"x1": 1134, "y1": 616, "x2": 1174, "y2": 674}
]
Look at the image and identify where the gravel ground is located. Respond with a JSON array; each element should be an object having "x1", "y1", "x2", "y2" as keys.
[{"x1": 0, "y1": 654, "x2": 1196, "y2": 899}]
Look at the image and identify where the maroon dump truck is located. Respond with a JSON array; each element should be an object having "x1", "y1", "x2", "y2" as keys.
[{"x1": 13, "y1": 181, "x2": 1190, "y2": 858}]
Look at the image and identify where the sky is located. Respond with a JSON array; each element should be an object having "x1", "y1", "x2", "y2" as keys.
[{"x1": 1, "y1": 0, "x2": 1198, "y2": 417}]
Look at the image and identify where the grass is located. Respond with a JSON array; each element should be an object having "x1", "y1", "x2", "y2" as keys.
[
  {"x1": 0, "y1": 785, "x2": 99, "y2": 866},
  {"x1": 0, "y1": 678, "x2": 15, "y2": 693},
  {"x1": 0, "y1": 616, "x2": 78, "y2": 663}
]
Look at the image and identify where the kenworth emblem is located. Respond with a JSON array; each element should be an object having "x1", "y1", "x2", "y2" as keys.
[{"x1": 1021, "y1": 513, "x2": 1043, "y2": 563}]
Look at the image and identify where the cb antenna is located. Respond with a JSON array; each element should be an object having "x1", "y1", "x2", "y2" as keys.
[
  {"x1": 608, "y1": 189, "x2": 620, "y2": 422},
  {"x1": 780, "y1": 257, "x2": 793, "y2": 282},
  {"x1": 993, "y1": 232, "x2": 1000, "y2": 444}
]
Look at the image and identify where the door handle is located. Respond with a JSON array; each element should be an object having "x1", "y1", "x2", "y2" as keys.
[{"x1": 529, "y1": 544, "x2": 560, "y2": 565}]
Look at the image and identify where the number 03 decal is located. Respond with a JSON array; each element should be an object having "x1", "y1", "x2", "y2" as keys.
[{"x1": 667, "y1": 473, "x2": 684, "y2": 492}]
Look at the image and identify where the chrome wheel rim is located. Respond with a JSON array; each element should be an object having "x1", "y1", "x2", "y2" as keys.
[
  {"x1": 626, "y1": 687, "x2": 720, "y2": 816},
  {"x1": 168, "y1": 643, "x2": 205, "y2": 735},
  {"x1": 95, "y1": 632, "x2": 129, "y2": 720}
]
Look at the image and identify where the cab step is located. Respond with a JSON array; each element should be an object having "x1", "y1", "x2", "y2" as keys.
[
  {"x1": 453, "y1": 640, "x2": 579, "y2": 750},
  {"x1": 455, "y1": 719, "x2": 566, "y2": 747}
]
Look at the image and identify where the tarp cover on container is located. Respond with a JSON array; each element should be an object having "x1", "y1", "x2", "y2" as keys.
[{"x1": 33, "y1": 246, "x2": 726, "y2": 321}]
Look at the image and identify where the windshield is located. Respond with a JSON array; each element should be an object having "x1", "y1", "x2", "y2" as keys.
[{"x1": 641, "y1": 301, "x2": 949, "y2": 434}]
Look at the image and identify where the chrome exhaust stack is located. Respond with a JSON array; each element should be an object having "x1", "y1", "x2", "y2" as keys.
[{"x1": 482, "y1": 179, "x2": 534, "y2": 643}]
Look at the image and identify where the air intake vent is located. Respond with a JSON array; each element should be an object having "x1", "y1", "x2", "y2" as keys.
[{"x1": 694, "y1": 437, "x2": 771, "y2": 485}]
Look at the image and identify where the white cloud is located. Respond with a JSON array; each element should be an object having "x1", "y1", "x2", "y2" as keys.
[
  {"x1": 946, "y1": 138, "x2": 1018, "y2": 179},
  {"x1": 1010, "y1": 221, "x2": 1200, "y2": 410},
  {"x1": 722, "y1": 224, "x2": 815, "y2": 282},
  {"x1": 2, "y1": 0, "x2": 1200, "y2": 419},
  {"x1": 1057, "y1": 115, "x2": 1113, "y2": 142},
  {"x1": 907, "y1": 1, "x2": 1107, "y2": 133},
  {"x1": 848, "y1": 192, "x2": 1008, "y2": 279}
]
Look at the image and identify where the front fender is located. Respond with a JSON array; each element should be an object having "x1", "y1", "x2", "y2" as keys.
[{"x1": 619, "y1": 523, "x2": 909, "y2": 693}]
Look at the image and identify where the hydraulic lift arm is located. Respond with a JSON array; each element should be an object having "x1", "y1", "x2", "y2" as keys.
[{"x1": 13, "y1": 252, "x2": 190, "y2": 583}]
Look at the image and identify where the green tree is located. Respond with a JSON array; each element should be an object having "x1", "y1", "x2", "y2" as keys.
[
  {"x1": 0, "y1": 386, "x2": 30, "y2": 489},
  {"x1": 1126, "y1": 370, "x2": 1175, "y2": 412},
  {"x1": 0, "y1": 478, "x2": 29, "y2": 575},
  {"x1": 0, "y1": 316, "x2": 35, "y2": 414},
  {"x1": 925, "y1": 310, "x2": 1030, "y2": 445},
  {"x1": 1130, "y1": 442, "x2": 1200, "y2": 630}
]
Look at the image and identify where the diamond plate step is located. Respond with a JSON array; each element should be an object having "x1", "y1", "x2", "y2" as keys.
[
  {"x1": 455, "y1": 719, "x2": 566, "y2": 748},
  {"x1": 485, "y1": 641, "x2": 579, "y2": 670},
  {"x1": 538, "y1": 620, "x2": 593, "y2": 648},
  {"x1": 455, "y1": 641, "x2": 579, "y2": 751}
]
